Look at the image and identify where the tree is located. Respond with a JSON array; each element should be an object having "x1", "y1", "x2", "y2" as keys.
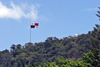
[
  {"x1": 16, "y1": 44, "x2": 21, "y2": 49},
  {"x1": 25, "y1": 42, "x2": 33, "y2": 47},
  {"x1": 45, "y1": 37, "x2": 54, "y2": 42},
  {"x1": 2, "y1": 49, "x2": 9, "y2": 53},
  {"x1": 87, "y1": 7, "x2": 100, "y2": 67},
  {"x1": 0, "y1": 49, "x2": 12, "y2": 67},
  {"x1": 96, "y1": 7, "x2": 100, "y2": 21},
  {"x1": 10, "y1": 44, "x2": 16, "y2": 52},
  {"x1": 82, "y1": 51, "x2": 97, "y2": 67}
]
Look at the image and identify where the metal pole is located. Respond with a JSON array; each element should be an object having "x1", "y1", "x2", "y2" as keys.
[{"x1": 30, "y1": 22, "x2": 31, "y2": 43}]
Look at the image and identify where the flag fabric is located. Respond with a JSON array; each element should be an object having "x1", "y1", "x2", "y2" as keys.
[{"x1": 31, "y1": 22, "x2": 39, "y2": 28}]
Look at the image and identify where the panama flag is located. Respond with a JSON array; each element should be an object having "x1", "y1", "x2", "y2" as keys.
[{"x1": 31, "y1": 22, "x2": 39, "y2": 28}]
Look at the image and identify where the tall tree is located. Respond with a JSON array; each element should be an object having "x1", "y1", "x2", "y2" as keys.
[{"x1": 87, "y1": 7, "x2": 100, "y2": 67}]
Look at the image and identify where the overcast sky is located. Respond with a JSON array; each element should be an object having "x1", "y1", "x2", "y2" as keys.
[{"x1": 0, "y1": 0, "x2": 100, "y2": 51}]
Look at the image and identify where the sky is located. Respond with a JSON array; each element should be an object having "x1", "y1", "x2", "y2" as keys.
[{"x1": 0, "y1": 0, "x2": 100, "y2": 51}]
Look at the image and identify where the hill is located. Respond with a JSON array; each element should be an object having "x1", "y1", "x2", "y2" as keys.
[{"x1": 0, "y1": 32, "x2": 93, "y2": 67}]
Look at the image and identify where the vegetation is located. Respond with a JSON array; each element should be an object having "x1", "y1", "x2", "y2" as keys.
[{"x1": 0, "y1": 33, "x2": 92, "y2": 67}]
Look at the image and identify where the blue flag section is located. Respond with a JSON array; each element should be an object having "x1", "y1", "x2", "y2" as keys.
[
  {"x1": 31, "y1": 22, "x2": 39, "y2": 28},
  {"x1": 31, "y1": 25, "x2": 35, "y2": 28}
]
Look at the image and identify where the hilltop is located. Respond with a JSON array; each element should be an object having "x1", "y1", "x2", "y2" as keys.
[{"x1": 0, "y1": 31, "x2": 93, "y2": 67}]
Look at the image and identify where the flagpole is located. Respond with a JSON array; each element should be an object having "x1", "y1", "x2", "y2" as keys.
[{"x1": 30, "y1": 22, "x2": 31, "y2": 43}]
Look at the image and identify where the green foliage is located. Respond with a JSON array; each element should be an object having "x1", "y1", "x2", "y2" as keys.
[
  {"x1": 44, "y1": 62, "x2": 58, "y2": 67},
  {"x1": 0, "y1": 33, "x2": 92, "y2": 67},
  {"x1": 82, "y1": 51, "x2": 99, "y2": 67},
  {"x1": 28, "y1": 62, "x2": 41, "y2": 67},
  {"x1": 43, "y1": 59, "x2": 92, "y2": 67}
]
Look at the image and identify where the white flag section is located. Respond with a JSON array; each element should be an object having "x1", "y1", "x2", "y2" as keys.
[{"x1": 31, "y1": 22, "x2": 39, "y2": 28}]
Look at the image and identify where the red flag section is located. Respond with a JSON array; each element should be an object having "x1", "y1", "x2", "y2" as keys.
[{"x1": 35, "y1": 23, "x2": 39, "y2": 26}]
